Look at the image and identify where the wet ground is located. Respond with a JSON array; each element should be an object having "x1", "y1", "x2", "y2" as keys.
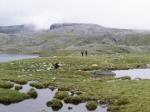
[{"x1": 0, "y1": 81, "x2": 107, "y2": 112}]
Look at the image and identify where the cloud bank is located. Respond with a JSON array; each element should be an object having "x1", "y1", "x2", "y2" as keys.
[{"x1": 0, "y1": 0, "x2": 150, "y2": 29}]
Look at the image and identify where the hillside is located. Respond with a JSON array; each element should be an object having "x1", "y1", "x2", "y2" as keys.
[
  {"x1": 0, "y1": 23, "x2": 150, "y2": 56},
  {"x1": 0, "y1": 25, "x2": 35, "y2": 34}
]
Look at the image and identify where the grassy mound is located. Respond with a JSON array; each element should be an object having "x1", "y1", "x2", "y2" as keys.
[
  {"x1": 64, "y1": 96, "x2": 83, "y2": 105},
  {"x1": 86, "y1": 101, "x2": 98, "y2": 111},
  {"x1": 47, "y1": 99, "x2": 63, "y2": 111},
  {"x1": 0, "y1": 80, "x2": 14, "y2": 89},
  {"x1": 14, "y1": 85, "x2": 23, "y2": 91},
  {"x1": 27, "y1": 88, "x2": 38, "y2": 99},
  {"x1": 54, "y1": 91, "x2": 69, "y2": 100},
  {"x1": 0, "y1": 88, "x2": 29, "y2": 105},
  {"x1": 11, "y1": 80, "x2": 28, "y2": 85},
  {"x1": 30, "y1": 82, "x2": 51, "y2": 89}
]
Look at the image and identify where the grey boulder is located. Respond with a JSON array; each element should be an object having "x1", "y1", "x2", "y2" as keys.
[{"x1": 92, "y1": 70, "x2": 116, "y2": 77}]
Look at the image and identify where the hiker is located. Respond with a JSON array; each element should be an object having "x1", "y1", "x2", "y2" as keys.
[
  {"x1": 81, "y1": 51, "x2": 84, "y2": 56},
  {"x1": 85, "y1": 50, "x2": 88, "y2": 56}
]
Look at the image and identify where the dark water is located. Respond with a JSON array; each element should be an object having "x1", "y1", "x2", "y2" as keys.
[
  {"x1": 113, "y1": 68, "x2": 150, "y2": 79},
  {"x1": 0, "y1": 54, "x2": 38, "y2": 63},
  {"x1": 0, "y1": 82, "x2": 107, "y2": 112}
]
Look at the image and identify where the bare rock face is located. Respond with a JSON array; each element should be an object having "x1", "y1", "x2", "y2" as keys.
[{"x1": 92, "y1": 70, "x2": 116, "y2": 77}]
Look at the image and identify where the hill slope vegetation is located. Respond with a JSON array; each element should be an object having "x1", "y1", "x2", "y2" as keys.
[{"x1": 0, "y1": 23, "x2": 149, "y2": 56}]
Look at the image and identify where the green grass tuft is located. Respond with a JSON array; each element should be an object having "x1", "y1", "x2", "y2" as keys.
[{"x1": 86, "y1": 101, "x2": 98, "y2": 111}]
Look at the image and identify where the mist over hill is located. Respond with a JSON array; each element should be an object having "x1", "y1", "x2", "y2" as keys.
[
  {"x1": 0, "y1": 23, "x2": 150, "y2": 56},
  {"x1": 0, "y1": 25, "x2": 35, "y2": 34}
]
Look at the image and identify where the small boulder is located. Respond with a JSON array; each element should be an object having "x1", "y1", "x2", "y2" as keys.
[
  {"x1": 48, "y1": 86, "x2": 56, "y2": 91},
  {"x1": 92, "y1": 70, "x2": 116, "y2": 77},
  {"x1": 68, "y1": 106, "x2": 73, "y2": 110},
  {"x1": 91, "y1": 64, "x2": 98, "y2": 67},
  {"x1": 118, "y1": 76, "x2": 131, "y2": 80}
]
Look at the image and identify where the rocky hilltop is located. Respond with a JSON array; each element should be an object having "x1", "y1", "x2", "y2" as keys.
[{"x1": 50, "y1": 23, "x2": 115, "y2": 37}]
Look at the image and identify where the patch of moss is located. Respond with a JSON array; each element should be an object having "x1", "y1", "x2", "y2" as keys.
[
  {"x1": 47, "y1": 99, "x2": 63, "y2": 111},
  {"x1": 115, "y1": 97, "x2": 129, "y2": 106},
  {"x1": 15, "y1": 85, "x2": 22, "y2": 91},
  {"x1": 70, "y1": 90, "x2": 83, "y2": 96},
  {"x1": 30, "y1": 82, "x2": 51, "y2": 89},
  {"x1": 54, "y1": 91, "x2": 69, "y2": 100},
  {"x1": 11, "y1": 80, "x2": 27, "y2": 85},
  {"x1": 118, "y1": 76, "x2": 131, "y2": 80},
  {"x1": 58, "y1": 86, "x2": 70, "y2": 91},
  {"x1": 107, "y1": 105, "x2": 120, "y2": 112},
  {"x1": 0, "y1": 81, "x2": 14, "y2": 89},
  {"x1": 86, "y1": 101, "x2": 98, "y2": 111},
  {"x1": 30, "y1": 82, "x2": 45, "y2": 89},
  {"x1": 0, "y1": 88, "x2": 29, "y2": 105},
  {"x1": 27, "y1": 88, "x2": 38, "y2": 99},
  {"x1": 64, "y1": 96, "x2": 83, "y2": 105}
]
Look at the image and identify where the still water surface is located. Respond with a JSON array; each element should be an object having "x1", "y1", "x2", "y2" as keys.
[
  {"x1": 0, "y1": 54, "x2": 38, "y2": 62},
  {"x1": 113, "y1": 68, "x2": 150, "y2": 79}
]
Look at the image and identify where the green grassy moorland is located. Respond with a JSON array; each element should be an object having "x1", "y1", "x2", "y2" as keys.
[{"x1": 0, "y1": 54, "x2": 150, "y2": 111}]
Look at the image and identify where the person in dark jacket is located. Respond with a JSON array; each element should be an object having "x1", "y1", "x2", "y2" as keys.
[
  {"x1": 85, "y1": 50, "x2": 88, "y2": 56},
  {"x1": 81, "y1": 51, "x2": 84, "y2": 56}
]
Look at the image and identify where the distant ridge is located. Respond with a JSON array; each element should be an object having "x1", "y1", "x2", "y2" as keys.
[
  {"x1": 0, "y1": 22, "x2": 149, "y2": 55},
  {"x1": 0, "y1": 24, "x2": 35, "y2": 34}
]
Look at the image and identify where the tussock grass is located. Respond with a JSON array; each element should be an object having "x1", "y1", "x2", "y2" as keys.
[
  {"x1": 0, "y1": 80, "x2": 14, "y2": 89},
  {"x1": 64, "y1": 96, "x2": 83, "y2": 105},
  {"x1": 27, "y1": 88, "x2": 38, "y2": 99},
  {"x1": 14, "y1": 85, "x2": 23, "y2": 91},
  {"x1": 54, "y1": 91, "x2": 69, "y2": 100},
  {"x1": 0, "y1": 88, "x2": 29, "y2": 105},
  {"x1": 86, "y1": 101, "x2": 98, "y2": 111},
  {"x1": 47, "y1": 99, "x2": 63, "y2": 111}
]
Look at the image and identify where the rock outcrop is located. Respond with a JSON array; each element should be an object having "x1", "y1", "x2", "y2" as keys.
[{"x1": 92, "y1": 70, "x2": 116, "y2": 77}]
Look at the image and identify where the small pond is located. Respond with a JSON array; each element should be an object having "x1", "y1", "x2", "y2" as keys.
[
  {"x1": 0, "y1": 54, "x2": 39, "y2": 63},
  {"x1": 0, "y1": 82, "x2": 107, "y2": 112},
  {"x1": 113, "y1": 68, "x2": 150, "y2": 79}
]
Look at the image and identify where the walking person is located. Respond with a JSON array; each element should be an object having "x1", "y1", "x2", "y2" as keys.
[
  {"x1": 81, "y1": 51, "x2": 84, "y2": 56},
  {"x1": 85, "y1": 50, "x2": 88, "y2": 56}
]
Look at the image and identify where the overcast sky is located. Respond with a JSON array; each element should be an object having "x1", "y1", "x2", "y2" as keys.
[{"x1": 0, "y1": 0, "x2": 150, "y2": 29}]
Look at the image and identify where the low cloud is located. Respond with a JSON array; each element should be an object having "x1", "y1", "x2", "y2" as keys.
[{"x1": 0, "y1": 0, "x2": 150, "y2": 29}]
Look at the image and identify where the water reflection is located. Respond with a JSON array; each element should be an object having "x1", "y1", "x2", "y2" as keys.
[
  {"x1": 0, "y1": 54, "x2": 38, "y2": 63},
  {"x1": 0, "y1": 82, "x2": 107, "y2": 112},
  {"x1": 113, "y1": 68, "x2": 150, "y2": 79}
]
